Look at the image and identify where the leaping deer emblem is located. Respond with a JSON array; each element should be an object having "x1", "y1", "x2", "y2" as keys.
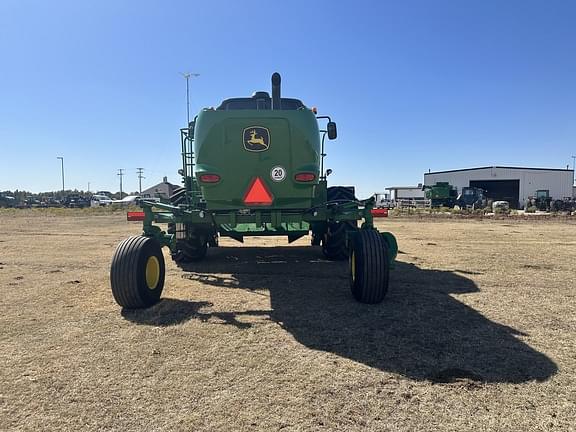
[
  {"x1": 247, "y1": 130, "x2": 266, "y2": 147},
  {"x1": 244, "y1": 127, "x2": 270, "y2": 151}
]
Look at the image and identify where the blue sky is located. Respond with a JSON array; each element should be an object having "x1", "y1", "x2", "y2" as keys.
[{"x1": 1, "y1": 0, "x2": 575, "y2": 197}]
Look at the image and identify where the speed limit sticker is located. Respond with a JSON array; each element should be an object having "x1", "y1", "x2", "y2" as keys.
[{"x1": 270, "y1": 166, "x2": 286, "y2": 182}]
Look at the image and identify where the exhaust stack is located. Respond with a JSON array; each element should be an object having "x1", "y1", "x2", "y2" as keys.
[{"x1": 271, "y1": 72, "x2": 281, "y2": 110}]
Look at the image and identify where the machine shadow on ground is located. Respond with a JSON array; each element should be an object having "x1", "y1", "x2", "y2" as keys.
[{"x1": 126, "y1": 246, "x2": 557, "y2": 384}]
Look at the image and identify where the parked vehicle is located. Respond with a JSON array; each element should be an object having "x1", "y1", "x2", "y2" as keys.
[
  {"x1": 0, "y1": 194, "x2": 16, "y2": 208},
  {"x1": 110, "y1": 73, "x2": 398, "y2": 309},
  {"x1": 492, "y1": 200, "x2": 510, "y2": 214},
  {"x1": 423, "y1": 182, "x2": 458, "y2": 207},
  {"x1": 373, "y1": 192, "x2": 392, "y2": 209},
  {"x1": 456, "y1": 187, "x2": 486, "y2": 209},
  {"x1": 64, "y1": 194, "x2": 90, "y2": 208},
  {"x1": 91, "y1": 194, "x2": 114, "y2": 207}
]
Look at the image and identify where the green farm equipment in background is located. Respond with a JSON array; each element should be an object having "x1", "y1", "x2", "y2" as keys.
[
  {"x1": 110, "y1": 73, "x2": 397, "y2": 308},
  {"x1": 526, "y1": 190, "x2": 552, "y2": 211},
  {"x1": 535, "y1": 190, "x2": 552, "y2": 211},
  {"x1": 423, "y1": 182, "x2": 458, "y2": 207}
]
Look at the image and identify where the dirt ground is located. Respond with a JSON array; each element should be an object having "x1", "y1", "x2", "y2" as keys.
[{"x1": 1, "y1": 211, "x2": 575, "y2": 431}]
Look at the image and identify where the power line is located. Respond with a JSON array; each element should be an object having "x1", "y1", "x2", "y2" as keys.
[
  {"x1": 117, "y1": 169, "x2": 125, "y2": 198},
  {"x1": 136, "y1": 168, "x2": 145, "y2": 194}
]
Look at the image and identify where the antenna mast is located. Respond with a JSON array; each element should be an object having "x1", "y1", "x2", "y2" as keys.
[{"x1": 180, "y1": 72, "x2": 200, "y2": 125}]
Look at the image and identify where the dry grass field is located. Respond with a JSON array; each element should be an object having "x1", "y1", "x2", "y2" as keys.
[{"x1": 1, "y1": 210, "x2": 575, "y2": 431}]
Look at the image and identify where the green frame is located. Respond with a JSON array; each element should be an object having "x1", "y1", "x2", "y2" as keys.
[{"x1": 135, "y1": 104, "x2": 396, "y2": 267}]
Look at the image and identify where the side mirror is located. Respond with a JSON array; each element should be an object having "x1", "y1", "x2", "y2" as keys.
[{"x1": 327, "y1": 121, "x2": 337, "y2": 140}]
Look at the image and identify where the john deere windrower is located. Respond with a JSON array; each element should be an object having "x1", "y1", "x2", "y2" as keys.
[{"x1": 110, "y1": 73, "x2": 397, "y2": 308}]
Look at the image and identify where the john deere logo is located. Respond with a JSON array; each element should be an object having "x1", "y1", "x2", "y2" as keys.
[{"x1": 243, "y1": 126, "x2": 270, "y2": 152}]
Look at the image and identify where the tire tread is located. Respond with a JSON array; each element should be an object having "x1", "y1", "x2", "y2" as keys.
[
  {"x1": 350, "y1": 230, "x2": 390, "y2": 304},
  {"x1": 110, "y1": 236, "x2": 165, "y2": 309}
]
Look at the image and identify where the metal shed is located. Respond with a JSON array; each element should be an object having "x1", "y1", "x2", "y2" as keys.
[
  {"x1": 424, "y1": 166, "x2": 574, "y2": 209},
  {"x1": 385, "y1": 186, "x2": 425, "y2": 201}
]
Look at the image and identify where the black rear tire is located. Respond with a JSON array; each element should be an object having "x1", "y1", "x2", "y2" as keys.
[
  {"x1": 322, "y1": 186, "x2": 358, "y2": 260},
  {"x1": 167, "y1": 187, "x2": 209, "y2": 263},
  {"x1": 322, "y1": 221, "x2": 356, "y2": 260},
  {"x1": 171, "y1": 238, "x2": 207, "y2": 263},
  {"x1": 349, "y1": 230, "x2": 390, "y2": 304},
  {"x1": 110, "y1": 236, "x2": 165, "y2": 309},
  {"x1": 327, "y1": 186, "x2": 356, "y2": 203}
]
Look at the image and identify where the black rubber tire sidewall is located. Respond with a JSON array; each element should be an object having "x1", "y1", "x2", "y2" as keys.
[
  {"x1": 350, "y1": 230, "x2": 390, "y2": 304},
  {"x1": 110, "y1": 236, "x2": 165, "y2": 308}
]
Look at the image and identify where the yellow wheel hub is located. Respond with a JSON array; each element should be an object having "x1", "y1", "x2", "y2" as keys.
[
  {"x1": 145, "y1": 256, "x2": 160, "y2": 289},
  {"x1": 350, "y1": 250, "x2": 356, "y2": 281}
]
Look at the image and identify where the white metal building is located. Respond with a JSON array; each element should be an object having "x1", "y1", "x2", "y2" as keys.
[
  {"x1": 385, "y1": 186, "x2": 426, "y2": 201},
  {"x1": 424, "y1": 166, "x2": 574, "y2": 209}
]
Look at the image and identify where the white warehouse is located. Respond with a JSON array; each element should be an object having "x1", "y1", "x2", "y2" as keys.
[
  {"x1": 424, "y1": 166, "x2": 574, "y2": 209},
  {"x1": 385, "y1": 185, "x2": 426, "y2": 202}
]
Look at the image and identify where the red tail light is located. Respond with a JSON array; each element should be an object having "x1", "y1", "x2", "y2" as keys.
[
  {"x1": 243, "y1": 177, "x2": 273, "y2": 206},
  {"x1": 294, "y1": 172, "x2": 316, "y2": 182},
  {"x1": 199, "y1": 174, "x2": 220, "y2": 183}
]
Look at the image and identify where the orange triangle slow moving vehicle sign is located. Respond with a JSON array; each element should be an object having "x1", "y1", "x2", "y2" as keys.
[{"x1": 243, "y1": 177, "x2": 273, "y2": 206}]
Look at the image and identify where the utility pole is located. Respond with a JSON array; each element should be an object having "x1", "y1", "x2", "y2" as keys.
[
  {"x1": 56, "y1": 157, "x2": 65, "y2": 195},
  {"x1": 117, "y1": 169, "x2": 125, "y2": 198},
  {"x1": 87, "y1": 182, "x2": 90, "y2": 193},
  {"x1": 572, "y1": 155, "x2": 575, "y2": 186},
  {"x1": 136, "y1": 168, "x2": 145, "y2": 194},
  {"x1": 180, "y1": 72, "x2": 200, "y2": 125}
]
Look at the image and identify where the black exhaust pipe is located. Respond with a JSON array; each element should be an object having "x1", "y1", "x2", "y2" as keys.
[{"x1": 271, "y1": 72, "x2": 281, "y2": 110}]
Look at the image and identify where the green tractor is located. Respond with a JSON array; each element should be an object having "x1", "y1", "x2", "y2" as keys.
[
  {"x1": 423, "y1": 182, "x2": 458, "y2": 208},
  {"x1": 110, "y1": 73, "x2": 397, "y2": 308}
]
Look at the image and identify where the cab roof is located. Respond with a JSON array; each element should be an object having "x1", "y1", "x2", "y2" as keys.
[{"x1": 216, "y1": 93, "x2": 305, "y2": 111}]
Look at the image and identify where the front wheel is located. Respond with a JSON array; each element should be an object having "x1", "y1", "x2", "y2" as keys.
[
  {"x1": 349, "y1": 230, "x2": 390, "y2": 304},
  {"x1": 110, "y1": 236, "x2": 165, "y2": 308}
]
